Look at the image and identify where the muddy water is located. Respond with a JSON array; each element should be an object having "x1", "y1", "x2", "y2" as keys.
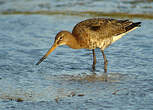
[{"x1": 0, "y1": 0, "x2": 153, "y2": 110}]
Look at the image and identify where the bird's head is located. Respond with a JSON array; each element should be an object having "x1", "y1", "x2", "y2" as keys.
[
  {"x1": 54, "y1": 31, "x2": 71, "y2": 46},
  {"x1": 36, "y1": 31, "x2": 71, "y2": 65}
]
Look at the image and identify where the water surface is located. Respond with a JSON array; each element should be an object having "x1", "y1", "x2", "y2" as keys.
[{"x1": 0, "y1": 0, "x2": 153, "y2": 110}]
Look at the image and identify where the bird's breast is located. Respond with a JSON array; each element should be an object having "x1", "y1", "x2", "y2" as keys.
[
  {"x1": 77, "y1": 33, "x2": 112, "y2": 50},
  {"x1": 73, "y1": 25, "x2": 112, "y2": 50}
]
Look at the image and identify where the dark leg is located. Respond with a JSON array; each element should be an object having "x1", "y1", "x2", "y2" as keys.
[
  {"x1": 92, "y1": 49, "x2": 96, "y2": 71},
  {"x1": 101, "y1": 50, "x2": 108, "y2": 82},
  {"x1": 101, "y1": 50, "x2": 108, "y2": 73}
]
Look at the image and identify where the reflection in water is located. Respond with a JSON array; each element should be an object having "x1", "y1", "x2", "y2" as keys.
[
  {"x1": 0, "y1": 73, "x2": 131, "y2": 102},
  {"x1": 45, "y1": 72, "x2": 128, "y2": 82}
]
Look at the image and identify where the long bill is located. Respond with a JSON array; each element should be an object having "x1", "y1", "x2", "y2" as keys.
[{"x1": 36, "y1": 43, "x2": 57, "y2": 65}]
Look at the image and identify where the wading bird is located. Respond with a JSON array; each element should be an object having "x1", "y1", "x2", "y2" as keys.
[{"x1": 36, "y1": 18, "x2": 141, "y2": 75}]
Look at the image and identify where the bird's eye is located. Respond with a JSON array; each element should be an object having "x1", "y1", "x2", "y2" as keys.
[{"x1": 59, "y1": 36, "x2": 63, "y2": 40}]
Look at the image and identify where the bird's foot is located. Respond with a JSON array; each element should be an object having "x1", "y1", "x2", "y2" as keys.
[
  {"x1": 103, "y1": 72, "x2": 108, "y2": 82},
  {"x1": 92, "y1": 66, "x2": 96, "y2": 72}
]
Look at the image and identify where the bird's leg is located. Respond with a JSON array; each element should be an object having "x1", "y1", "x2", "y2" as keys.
[
  {"x1": 101, "y1": 50, "x2": 108, "y2": 73},
  {"x1": 101, "y1": 50, "x2": 108, "y2": 81},
  {"x1": 92, "y1": 49, "x2": 96, "y2": 71}
]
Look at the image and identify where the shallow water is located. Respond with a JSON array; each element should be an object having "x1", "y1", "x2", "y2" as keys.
[{"x1": 0, "y1": 0, "x2": 153, "y2": 110}]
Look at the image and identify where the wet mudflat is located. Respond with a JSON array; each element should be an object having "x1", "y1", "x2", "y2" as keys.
[{"x1": 0, "y1": 0, "x2": 153, "y2": 110}]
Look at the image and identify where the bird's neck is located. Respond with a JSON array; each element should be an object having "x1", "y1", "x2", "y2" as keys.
[{"x1": 66, "y1": 33, "x2": 81, "y2": 49}]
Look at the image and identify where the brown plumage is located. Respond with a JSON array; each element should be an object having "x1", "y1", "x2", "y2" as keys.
[{"x1": 36, "y1": 18, "x2": 141, "y2": 78}]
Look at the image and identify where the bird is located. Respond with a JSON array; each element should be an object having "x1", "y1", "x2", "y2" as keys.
[{"x1": 36, "y1": 18, "x2": 141, "y2": 75}]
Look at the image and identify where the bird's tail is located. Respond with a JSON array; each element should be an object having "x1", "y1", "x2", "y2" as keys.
[{"x1": 125, "y1": 22, "x2": 141, "y2": 31}]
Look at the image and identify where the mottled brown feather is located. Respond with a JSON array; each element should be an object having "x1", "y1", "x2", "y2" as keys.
[{"x1": 72, "y1": 18, "x2": 141, "y2": 49}]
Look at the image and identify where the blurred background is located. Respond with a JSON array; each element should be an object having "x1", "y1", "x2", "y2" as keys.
[
  {"x1": 0, "y1": 0, "x2": 153, "y2": 14},
  {"x1": 0, "y1": 0, "x2": 153, "y2": 110}
]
